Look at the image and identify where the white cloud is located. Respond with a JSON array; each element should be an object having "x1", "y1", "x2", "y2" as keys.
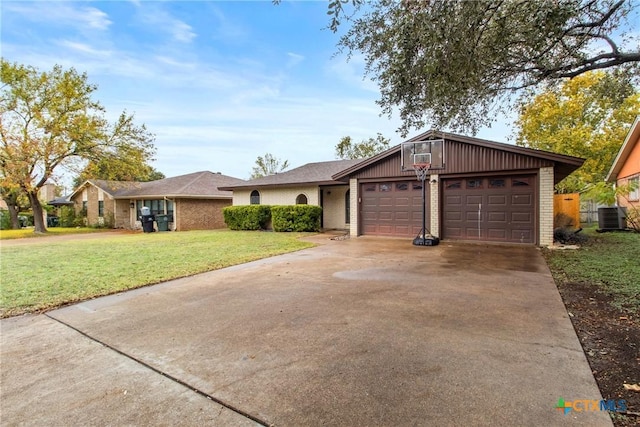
[
  {"x1": 4, "y1": 2, "x2": 112, "y2": 31},
  {"x1": 137, "y1": 5, "x2": 196, "y2": 43}
]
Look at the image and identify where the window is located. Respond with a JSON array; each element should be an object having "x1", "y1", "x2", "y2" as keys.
[
  {"x1": 98, "y1": 201, "x2": 104, "y2": 217},
  {"x1": 467, "y1": 179, "x2": 483, "y2": 189},
  {"x1": 512, "y1": 177, "x2": 531, "y2": 187},
  {"x1": 296, "y1": 194, "x2": 308, "y2": 204},
  {"x1": 364, "y1": 184, "x2": 376, "y2": 192},
  {"x1": 489, "y1": 179, "x2": 506, "y2": 188},
  {"x1": 379, "y1": 183, "x2": 392, "y2": 192},
  {"x1": 250, "y1": 190, "x2": 261, "y2": 205},
  {"x1": 82, "y1": 201, "x2": 87, "y2": 210},
  {"x1": 345, "y1": 190, "x2": 350, "y2": 224},
  {"x1": 412, "y1": 182, "x2": 423, "y2": 190},
  {"x1": 629, "y1": 176, "x2": 639, "y2": 201},
  {"x1": 396, "y1": 183, "x2": 409, "y2": 191},
  {"x1": 445, "y1": 181, "x2": 462, "y2": 190}
]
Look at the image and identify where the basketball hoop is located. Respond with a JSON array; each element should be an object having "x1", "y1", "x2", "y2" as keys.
[{"x1": 413, "y1": 162, "x2": 431, "y2": 182}]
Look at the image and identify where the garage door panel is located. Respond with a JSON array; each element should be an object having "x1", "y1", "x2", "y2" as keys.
[
  {"x1": 379, "y1": 212, "x2": 393, "y2": 221},
  {"x1": 488, "y1": 228, "x2": 507, "y2": 239},
  {"x1": 488, "y1": 195, "x2": 507, "y2": 206},
  {"x1": 395, "y1": 197, "x2": 410, "y2": 207},
  {"x1": 488, "y1": 212, "x2": 507, "y2": 222},
  {"x1": 361, "y1": 181, "x2": 427, "y2": 237},
  {"x1": 511, "y1": 212, "x2": 532, "y2": 222},
  {"x1": 512, "y1": 194, "x2": 533, "y2": 205},
  {"x1": 446, "y1": 195, "x2": 462, "y2": 205},
  {"x1": 396, "y1": 211, "x2": 409, "y2": 220},
  {"x1": 443, "y1": 175, "x2": 536, "y2": 244},
  {"x1": 466, "y1": 195, "x2": 483, "y2": 205}
]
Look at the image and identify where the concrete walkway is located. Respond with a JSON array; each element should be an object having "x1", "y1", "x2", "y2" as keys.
[{"x1": 1, "y1": 236, "x2": 611, "y2": 426}]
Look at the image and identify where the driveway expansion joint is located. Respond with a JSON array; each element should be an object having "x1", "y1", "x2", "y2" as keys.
[{"x1": 44, "y1": 313, "x2": 270, "y2": 427}]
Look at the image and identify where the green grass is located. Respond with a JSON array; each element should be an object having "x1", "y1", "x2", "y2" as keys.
[
  {"x1": 543, "y1": 227, "x2": 640, "y2": 312},
  {"x1": 0, "y1": 230, "x2": 314, "y2": 317},
  {"x1": 0, "y1": 227, "x2": 110, "y2": 240}
]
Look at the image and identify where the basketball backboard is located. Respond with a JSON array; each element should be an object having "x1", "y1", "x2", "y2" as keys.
[{"x1": 401, "y1": 139, "x2": 445, "y2": 171}]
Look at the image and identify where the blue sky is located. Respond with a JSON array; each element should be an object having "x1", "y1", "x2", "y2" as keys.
[{"x1": 2, "y1": 0, "x2": 515, "y2": 182}]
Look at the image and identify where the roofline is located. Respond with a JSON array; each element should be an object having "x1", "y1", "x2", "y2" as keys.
[
  {"x1": 69, "y1": 180, "x2": 118, "y2": 199},
  {"x1": 606, "y1": 116, "x2": 640, "y2": 182},
  {"x1": 219, "y1": 180, "x2": 341, "y2": 191},
  {"x1": 332, "y1": 130, "x2": 585, "y2": 180},
  {"x1": 112, "y1": 194, "x2": 232, "y2": 200}
]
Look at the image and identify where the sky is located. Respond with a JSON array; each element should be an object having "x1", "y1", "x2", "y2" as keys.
[{"x1": 1, "y1": 0, "x2": 518, "y2": 184}]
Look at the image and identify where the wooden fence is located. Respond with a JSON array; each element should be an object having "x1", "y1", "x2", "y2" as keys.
[{"x1": 554, "y1": 193, "x2": 580, "y2": 228}]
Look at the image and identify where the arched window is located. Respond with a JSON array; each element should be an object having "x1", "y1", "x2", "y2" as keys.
[
  {"x1": 345, "y1": 189, "x2": 350, "y2": 224},
  {"x1": 250, "y1": 190, "x2": 260, "y2": 205},
  {"x1": 296, "y1": 194, "x2": 308, "y2": 205}
]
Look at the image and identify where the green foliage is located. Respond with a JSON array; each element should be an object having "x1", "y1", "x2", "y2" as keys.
[
  {"x1": 250, "y1": 153, "x2": 289, "y2": 179},
  {"x1": 223, "y1": 205, "x2": 271, "y2": 230},
  {"x1": 0, "y1": 59, "x2": 155, "y2": 232},
  {"x1": 515, "y1": 71, "x2": 639, "y2": 192},
  {"x1": 335, "y1": 133, "x2": 390, "y2": 159},
  {"x1": 0, "y1": 230, "x2": 314, "y2": 316},
  {"x1": 0, "y1": 211, "x2": 10, "y2": 230},
  {"x1": 58, "y1": 206, "x2": 77, "y2": 227},
  {"x1": 271, "y1": 205, "x2": 322, "y2": 232},
  {"x1": 332, "y1": 0, "x2": 639, "y2": 135}
]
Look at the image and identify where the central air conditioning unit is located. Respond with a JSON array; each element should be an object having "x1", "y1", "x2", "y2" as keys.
[{"x1": 597, "y1": 207, "x2": 627, "y2": 231}]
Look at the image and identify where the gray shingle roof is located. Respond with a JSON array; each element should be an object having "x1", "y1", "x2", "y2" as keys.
[
  {"x1": 81, "y1": 171, "x2": 246, "y2": 199},
  {"x1": 219, "y1": 159, "x2": 363, "y2": 190}
]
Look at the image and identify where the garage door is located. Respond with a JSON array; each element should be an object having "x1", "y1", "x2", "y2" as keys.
[
  {"x1": 442, "y1": 175, "x2": 536, "y2": 244},
  {"x1": 361, "y1": 181, "x2": 427, "y2": 237}
]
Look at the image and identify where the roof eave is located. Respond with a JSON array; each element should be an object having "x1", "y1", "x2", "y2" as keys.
[
  {"x1": 605, "y1": 116, "x2": 640, "y2": 182},
  {"x1": 219, "y1": 180, "x2": 343, "y2": 191}
]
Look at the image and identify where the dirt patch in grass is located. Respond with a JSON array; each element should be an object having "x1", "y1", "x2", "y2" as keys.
[{"x1": 556, "y1": 280, "x2": 640, "y2": 426}]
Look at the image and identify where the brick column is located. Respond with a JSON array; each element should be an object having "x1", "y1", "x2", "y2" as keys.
[
  {"x1": 430, "y1": 174, "x2": 439, "y2": 237},
  {"x1": 539, "y1": 167, "x2": 554, "y2": 246},
  {"x1": 350, "y1": 178, "x2": 358, "y2": 236}
]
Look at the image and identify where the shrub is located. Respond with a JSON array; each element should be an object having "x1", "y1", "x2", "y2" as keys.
[
  {"x1": 271, "y1": 205, "x2": 322, "y2": 232},
  {"x1": 58, "y1": 206, "x2": 77, "y2": 227},
  {"x1": 223, "y1": 205, "x2": 271, "y2": 230},
  {"x1": 0, "y1": 210, "x2": 11, "y2": 230}
]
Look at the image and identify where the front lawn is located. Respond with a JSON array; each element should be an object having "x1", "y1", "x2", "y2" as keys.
[
  {"x1": 543, "y1": 228, "x2": 639, "y2": 427},
  {"x1": 0, "y1": 230, "x2": 314, "y2": 317},
  {"x1": 0, "y1": 227, "x2": 110, "y2": 240}
]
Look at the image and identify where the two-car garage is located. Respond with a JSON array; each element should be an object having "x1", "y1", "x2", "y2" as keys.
[{"x1": 334, "y1": 131, "x2": 584, "y2": 246}]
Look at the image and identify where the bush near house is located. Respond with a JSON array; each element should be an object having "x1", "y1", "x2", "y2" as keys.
[
  {"x1": 223, "y1": 205, "x2": 271, "y2": 230},
  {"x1": 271, "y1": 205, "x2": 322, "y2": 232}
]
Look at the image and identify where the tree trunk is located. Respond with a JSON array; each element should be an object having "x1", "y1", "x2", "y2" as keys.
[
  {"x1": 7, "y1": 203, "x2": 20, "y2": 229},
  {"x1": 27, "y1": 190, "x2": 47, "y2": 233}
]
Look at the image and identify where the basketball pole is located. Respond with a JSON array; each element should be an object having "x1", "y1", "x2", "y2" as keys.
[{"x1": 421, "y1": 173, "x2": 426, "y2": 245}]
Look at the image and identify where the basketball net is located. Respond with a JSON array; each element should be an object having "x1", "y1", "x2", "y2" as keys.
[{"x1": 413, "y1": 163, "x2": 430, "y2": 182}]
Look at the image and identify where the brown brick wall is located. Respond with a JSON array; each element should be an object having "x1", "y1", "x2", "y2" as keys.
[{"x1": 176, "y1": 198, "x2": 231, "y2": 231}]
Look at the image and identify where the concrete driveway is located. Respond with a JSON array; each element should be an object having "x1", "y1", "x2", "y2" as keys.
[{"x1": 1, "y1": 236, "x2": 611, "y2": 426}]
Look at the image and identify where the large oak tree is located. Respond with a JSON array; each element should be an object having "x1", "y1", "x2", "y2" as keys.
[
  {"x1": 0, "y1": 60, "x2": 155, "y2": 233},
  {"x1": 314, "y1": 0, "x2": 640, "y2": 135}
]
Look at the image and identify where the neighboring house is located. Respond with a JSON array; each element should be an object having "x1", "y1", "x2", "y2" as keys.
[
  {"x1": 220, "y1": 159, "x2": 362, "y2": 230},
  {"x1": 69, "y1": 171, "x2": 245, "y2": 231},
  {"x1": 606, "y1": 116, "x2": 640, "y2": 211},
  {"x1": 224, "y1": 131, "x2": 584, "y2": 246}
]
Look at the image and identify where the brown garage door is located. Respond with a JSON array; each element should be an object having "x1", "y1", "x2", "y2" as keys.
[
  {"x1": 361, "y1": 181, "x2": 427, "y2": 237},
  {"x1": 442, "y1": 175, "x2": 536, "y2": 244}
]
